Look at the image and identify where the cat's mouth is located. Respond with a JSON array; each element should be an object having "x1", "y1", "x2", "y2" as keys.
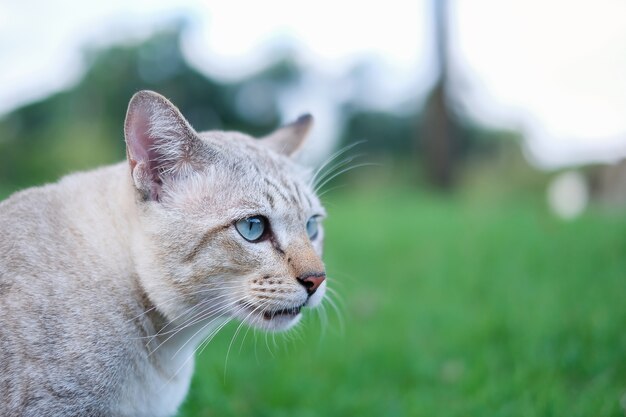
[
  {"x1": 236, "y1": 300, "x2": 305, "y2": 330},
  {"x1": 262, "y1": 305, "x2": 303, "y2": 320}
]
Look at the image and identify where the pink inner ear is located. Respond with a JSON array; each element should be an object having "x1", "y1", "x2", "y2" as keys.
[
  {"x1": 126, "y1": 104, "x2": 164, "y2": 185},
  {"x1": 127, "y1": 107, "x2": 152, "y2": 165},
  {"x1": 125, "y1": 102, "x2": 165, "y2": 201}
]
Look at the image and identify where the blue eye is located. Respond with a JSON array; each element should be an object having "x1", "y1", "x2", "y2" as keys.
[
  {"x1": 235, "y1": 216, "x2": 268, "y2": 242},
  {"x1": 306, "y1": 216, "x2": 319, "y2": 240}
]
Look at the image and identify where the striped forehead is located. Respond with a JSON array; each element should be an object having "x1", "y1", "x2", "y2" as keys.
[
  {"x1": 259, "y1": 174, "x2": 313, "y2": 212},
  {"x1": 199, "y1": 131, "x2": 315, "y2": 212}
]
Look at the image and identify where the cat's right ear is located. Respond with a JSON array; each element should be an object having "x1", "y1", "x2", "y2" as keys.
[
  {"x1": 262, "y1": 114, "x2": 314, "y2": 156},
  {"x1": 124, "y1": 90, "x2": 200, "y2": 201}
]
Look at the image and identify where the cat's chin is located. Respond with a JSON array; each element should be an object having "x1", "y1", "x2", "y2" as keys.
[{"x1": 259, "y1": 311, "x2": 303, "y2": 332}]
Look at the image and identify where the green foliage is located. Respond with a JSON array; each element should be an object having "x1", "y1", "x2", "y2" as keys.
[
  {"x1": 340, "y1": 109, "x2": 418, "y2": 155},
  {"x1": 178, "y1": 190, "x2": 626, "y2": 417},
  {"x1": 338, "y1": 103, "x2": 522, "y2": 161}
]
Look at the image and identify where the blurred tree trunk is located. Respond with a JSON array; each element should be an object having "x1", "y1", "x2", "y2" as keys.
[{"x1": 421, "y1": 0, "x2": 457, "y2": 190}]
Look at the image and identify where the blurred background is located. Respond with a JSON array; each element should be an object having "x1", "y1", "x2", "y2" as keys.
[{"x1": 1, "y1": 0, "x2": 625, "y2": 415}]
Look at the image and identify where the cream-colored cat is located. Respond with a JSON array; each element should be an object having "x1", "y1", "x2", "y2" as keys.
[{"x1": 0, "y1": 91, "x2": 327, "y2": 416}]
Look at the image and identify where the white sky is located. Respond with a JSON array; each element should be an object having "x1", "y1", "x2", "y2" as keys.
[{"x1": 0, "y1": 0, "x2": 625, "y2": 168}]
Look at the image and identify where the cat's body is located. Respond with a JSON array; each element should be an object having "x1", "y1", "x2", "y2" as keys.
[
  {"x1": 0, "y1": 164, "x2": 192, "y2": 416},
  {"x1": 0, "y1": 91, "x2": 326, "y2": 416}
]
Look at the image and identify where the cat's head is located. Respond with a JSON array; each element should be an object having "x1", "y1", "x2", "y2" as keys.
[{"x1": 124, "y1": 90, "x2": 325, "y2": 332}]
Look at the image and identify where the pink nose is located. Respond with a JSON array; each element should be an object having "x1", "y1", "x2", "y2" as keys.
[{"x1": 297, "y1": 274, "x2": 325, "y2": 295}]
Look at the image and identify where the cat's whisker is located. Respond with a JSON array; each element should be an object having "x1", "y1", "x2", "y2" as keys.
[
  {"x1": 149, "y1": 297, "x2": 244, "y2": 357},
  {"x1": 148, "y1": 298, "x2": 212, "y2": 338},
  {"x1": 309, "y1": 140, "x2": 366, "y2": 188},
  {"x1": 143, "y1": 296, "x2": 239, "y2": 345},
  {"x1": 223, "y1": 300, "x2": 267, "y2": 379},
  {"x1": 272, "y1": 328, "x2": 278, "y2": 352},
  {"x1": 282, "y1": 324, "x2": 302, "y2": 355},
  {"x1": 125, "y1": 291, "x2": 197, "y2": 324},
  {"x1": 253, "y1": 329, "x2": 261, "y2": 364},
  {"x1": 165, "y1": 297, "x2": 249, "y2": 358},
  {"x1": 126, "y1": 285, "x2": 242, "y2": 324},
  {"x1": 325, "y1": 285, "x2": 346, "y2": 306},
  {"x1": 135, "y1": 303, "x2": 205, "y2": 346},
  {"x1": 155, "y1": 285, "x2": 249, "y2": 327},
  {"x1": 162, "y1": 313, "x2": 229, "y2": 360},
  {"x1": 161, "y1": 316, "x2": 234, "y2": 394},
  {"x1": 143, "y1": 294, "x2": 235, "y2": 341},
  {"x1": 312, "y1": 153, "x2": 366, "y2": 189},
  {"x1": 314, "y1": 162, "x2": 380, "y2": 194},
  {"x1": 195, "y1": 298, "x2": 251, "y2": 359},
  {"x1": 323, "y1": 289, "x2": 345, "y2": 336},
  {"x1": 126, "y1": 304, "x2": 160, "y2": 323},
  {"x1": 317, "y1": 183, "x2": 347, "y2": 199},
  {"x1": 264, "y1": 331, "x2": 275, "y2": 358},
  {"x1": 131, "y1": 298, "x2": 227, "y2": 342},
  {"x1": 171, "y1": 297, "x2": 245, "y2": 336},
  {"x1": 195, "y1": 314, "x2": 232, "y2": 357},
  {"x1": 326, "y1": 277, "x2": 348, "y2": 289},
  {"x1": 238, "y1": 307, "x2": 262, "y2": 354},
  {"x1": 316, "y1": 300, "x2": 329, "y2": 342},
  {"x1": 164, "y1": 291, "x2": 246, "y2": 331}
]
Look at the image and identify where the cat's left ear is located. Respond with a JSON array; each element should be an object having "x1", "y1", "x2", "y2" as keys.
[
  {"x1": 124, "y1": 90, "x2": 201, "y2": 201},
  {"x1": 262, "y1": 114, "x2": 313, "y2": 156}
]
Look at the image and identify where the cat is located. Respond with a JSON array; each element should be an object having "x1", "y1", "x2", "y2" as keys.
[{"x1": 0, "y1": 90, "x2": 327, "y2": 417}]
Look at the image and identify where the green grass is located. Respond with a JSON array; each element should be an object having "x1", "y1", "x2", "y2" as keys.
[{"x1": 178, "y1": 189, "x2": 626, "y2": 416}]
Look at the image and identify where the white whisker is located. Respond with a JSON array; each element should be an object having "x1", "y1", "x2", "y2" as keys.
[
  {"x1": 313, "y1": 153, "x2": 366, "y2": 189},
  {"x1": 310, "y1": 141, "x2": 366, "y2": 188},
  {"x1": 223, "y1": 300, "x2": 266, "y2": 380},
  {"x1": 314, "y1": 162, "x2": 380, "y2": 193},
  {"x1": 324, "y1": 290, "x2": 345, "y2": 336}
]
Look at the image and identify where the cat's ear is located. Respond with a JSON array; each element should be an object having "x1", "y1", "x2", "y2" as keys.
[
  {"x1": 262, "y1": 114, "x2": 313, "y2": 156},
  {"x1": 124, "y1": 90, "x2": 200, "y2": 201}
]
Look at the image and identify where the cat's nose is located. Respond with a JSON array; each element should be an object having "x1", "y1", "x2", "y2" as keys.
[{"x1": 296, "y1": 273, "x2": 325, "y2": 296}]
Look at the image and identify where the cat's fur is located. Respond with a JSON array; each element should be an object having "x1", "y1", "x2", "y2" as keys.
[{"x1": 0, "y1": 91, "x2": 326, "y2": 416}]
